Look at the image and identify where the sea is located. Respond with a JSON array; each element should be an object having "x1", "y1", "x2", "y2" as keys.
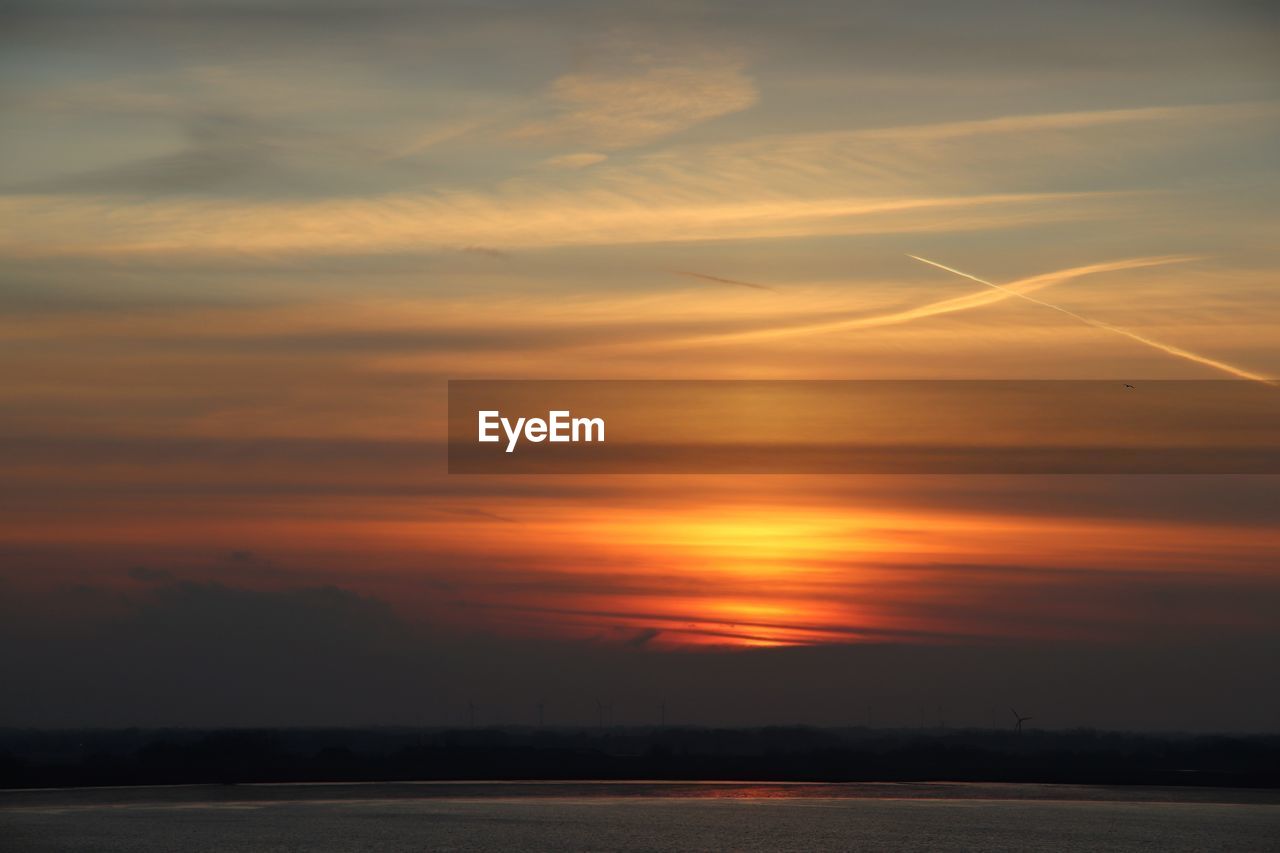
[{"x1": 2, "y1": 781, "x2": 1278, "y2": 852}]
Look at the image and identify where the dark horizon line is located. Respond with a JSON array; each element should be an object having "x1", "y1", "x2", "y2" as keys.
[
  {"x1": 5, "y1": 724, "x2": 1278, "y2": 791},
  {"x1": 4, "y1": 723, "x2": 1278, "y2": 736}
]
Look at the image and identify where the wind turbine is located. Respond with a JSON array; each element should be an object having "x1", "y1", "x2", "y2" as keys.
[{"x1": 1010, "y1": 708, "x2": 1032, "y2": 734}]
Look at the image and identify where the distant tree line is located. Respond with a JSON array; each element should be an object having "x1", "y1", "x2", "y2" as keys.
[{"x1": 1, "y1": 726, "x2": 1277, "y2": 789}]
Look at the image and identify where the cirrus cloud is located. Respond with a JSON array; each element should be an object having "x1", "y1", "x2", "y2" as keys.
[{"x1": 514, "y1": 49, "x2": 757, "y2": 150}]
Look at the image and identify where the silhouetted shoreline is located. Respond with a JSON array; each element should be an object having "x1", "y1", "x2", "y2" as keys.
[{"x1": 3, "y1": 727, "x2": 1276, "y2": 790}]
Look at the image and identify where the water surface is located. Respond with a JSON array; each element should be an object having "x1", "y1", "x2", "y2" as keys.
[{"x1": 3, "y1": 781, "x2": 1277, "y2": 852}]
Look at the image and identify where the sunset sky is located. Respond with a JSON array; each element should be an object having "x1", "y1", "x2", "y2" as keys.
[{"x1": 1, "y1": 0, "x2": 1278, "y2": 731}]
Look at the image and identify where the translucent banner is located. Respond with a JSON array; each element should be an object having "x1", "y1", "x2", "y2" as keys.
[{"x1": 448, "y1": 380, "x2": 1280, "y2": 474}]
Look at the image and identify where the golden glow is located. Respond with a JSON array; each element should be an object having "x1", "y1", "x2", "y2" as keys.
[{"x1": 2, "y1": 7, "x2": 1277, "y2": 664}]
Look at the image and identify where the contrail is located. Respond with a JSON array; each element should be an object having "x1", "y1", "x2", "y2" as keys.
[
  {"x1": 673, "y1": 270, "x2": 778, "y2": 292},
  {"x1": 662, "y1": 255, "x2": 1192, "y2": 346},
  {"x1": 908, "y1": 255, "x2": 1273, "y2": 384}
]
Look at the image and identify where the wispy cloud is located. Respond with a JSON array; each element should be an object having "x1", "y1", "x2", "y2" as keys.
[
  {"x1": 0, "y1": 190, "x2": 1098, "y2": 257},
  {"x1": 853, "y1": 101, "x2": 1279, "y2": 142},
  {"x1": 6, "y1": 88, "x2": 1272, "y2": 257},
  {"x1": 620, "y1": 101, "x2": 1280, "y2": 201},
  {"x1": 513, "y1": 46, "x2": 757, "y2": 149},
  {"x1": 542, "y1": 152, "x2": 609, "y2": 169}
]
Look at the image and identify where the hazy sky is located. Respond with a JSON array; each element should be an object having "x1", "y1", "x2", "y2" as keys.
[{"x1": 1, "y1": 0, "x2": 1278, "y2": 730}]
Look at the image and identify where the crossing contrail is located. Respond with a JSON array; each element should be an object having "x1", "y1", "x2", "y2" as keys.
[
  {"x1": 663, "y1": 255, "x2": 1193, "y2": 346},
  {"x1": 908, "y1": 255, "x2": 1273, "y2": 384}
]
